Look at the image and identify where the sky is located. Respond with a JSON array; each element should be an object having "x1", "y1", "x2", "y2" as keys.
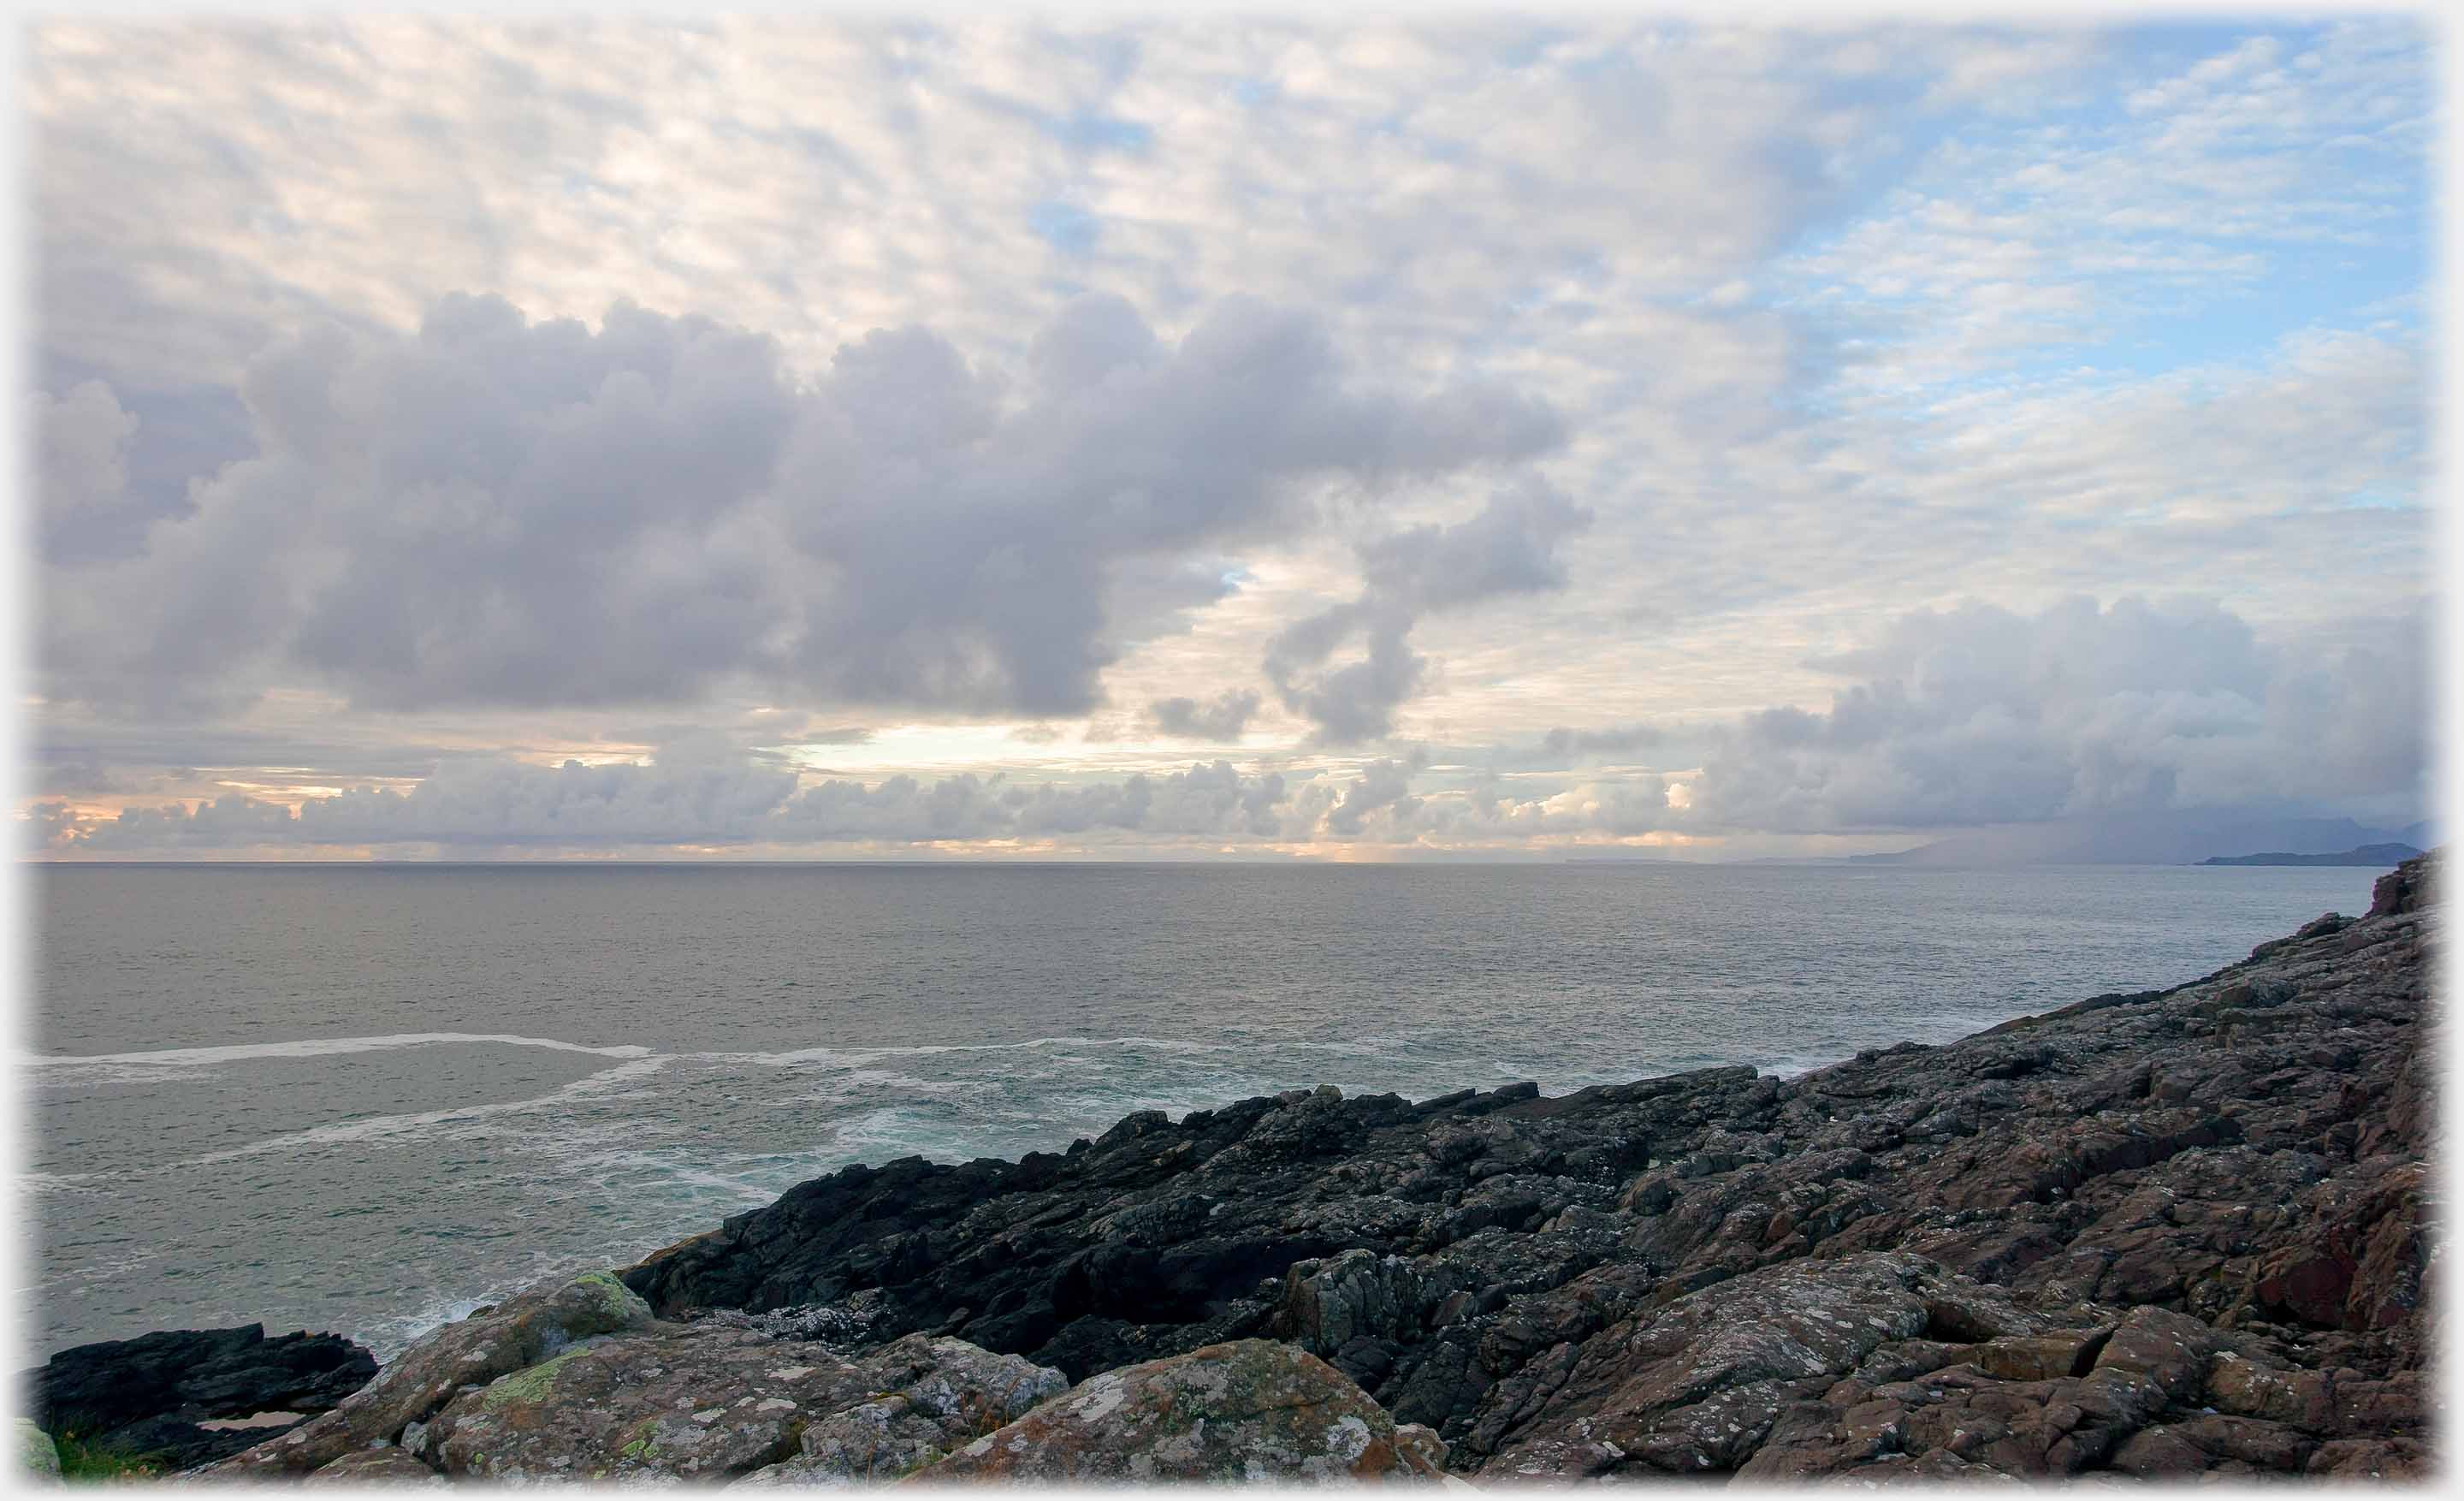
[{"x1": 13, "y1": 10, "x2": 2443, "y2": 861}]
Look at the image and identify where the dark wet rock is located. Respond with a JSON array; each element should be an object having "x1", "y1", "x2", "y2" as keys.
[
  {"x1": 21, "y1": 1322, "x2": 375, "y2": 1471},
  {"x1": 618, "y1": 850, "x2": 2434, "y2": 1482},
  {"x1": 915, "y1": 1338, "x2": 1448, "y2": 1483}
]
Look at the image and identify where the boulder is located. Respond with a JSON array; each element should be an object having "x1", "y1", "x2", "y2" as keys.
[
  {"x1": 918, "y1": 1338, "x2": 1448, "y2": 1483},
  {"x1": 205, "y1": 1271, "x2": 660, "y2": 1477},
  {"x1": 205, "y1": 1274, "x2": 1067, "y2": 1486},
  {"x1": 425, "y1": 1329, "x2": 1061, "y2": 1484}
]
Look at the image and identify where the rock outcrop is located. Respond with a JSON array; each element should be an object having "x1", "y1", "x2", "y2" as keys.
[
  {"x1": 918, "y1": 1339, "x2": 1448, "y2": 1483},
  {"x1": 200, "y1": 1274, "x2": 1455, "y2": 1486},
  {"x1": 19, "y1": 1323, "x2": 375, "y2": 1471},
  {"x1": 618, "y1": 852, "x2": 2437, "y2": 1482},
  {"x1": 202, "y1": 1272, "x2": 1070, "y2": 1486},
  {"x1": 205, "y1": 1271, "x2": 660, "y2": 1479},
  {"x1": 98, "y1": 852, "x2": 2443, "y2": 1484}
]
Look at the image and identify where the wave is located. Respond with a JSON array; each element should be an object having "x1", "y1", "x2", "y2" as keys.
[
  {"x1": 15, "y1": 1170, "x2": 114, "y2": 1195},
  {"x1": 19, "y1": 1032, "x2": 658, "y2": 1071},
  {"x1": 694, "y1": 1034, "x2": 1245, "y2": 1069},
  {"x1": 175, "y1": 1056, "x2": 673, "y2": 1166}
]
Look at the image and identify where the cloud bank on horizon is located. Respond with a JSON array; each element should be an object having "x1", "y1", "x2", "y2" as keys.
[{"x1": 21, "y1": 16, "x2": 2434, "y2": 860}]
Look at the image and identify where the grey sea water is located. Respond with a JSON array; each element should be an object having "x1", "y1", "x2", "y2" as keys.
[{"x1": 23, "y1": 861, "x2": 2378, "y2": 1362}]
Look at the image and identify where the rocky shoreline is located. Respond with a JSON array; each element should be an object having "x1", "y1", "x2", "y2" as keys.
[{"x1": 21, "y1": 854, "x2": 2437, "y2": 1484}]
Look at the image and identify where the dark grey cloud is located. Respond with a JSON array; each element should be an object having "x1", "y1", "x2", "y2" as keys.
[
  {"x1": 1267, "y1": 481, "x2": 1593, "y2": 744},
  {"x1": 1540, "y1": 722, "x2": 1664, "y2": 760},
  {"x1": 1146, "y1": 688, "x2": 1261, "y2": 741},
  {"x1": 768, "y1": 294, "x2": 1564, "y2": 716},
  {"x1": 41, "y1": 291, "x2": 1563, "y2": 723},
  {"x1": 33, "y1": 724, "x2": 465, "y2": 789}
]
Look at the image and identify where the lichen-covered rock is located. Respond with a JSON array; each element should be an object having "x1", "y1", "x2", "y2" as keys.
[
  {"x1": 15, "y1": 1419, "x2": 60, "y2": 1480},
  {"x1": 919, "y1": 1338, "x2": 1448, "y2": 1483},
  {"x1": 425, "y1": 1325, "x2": 843, "y2": 1482},
  {"x1": 205, "y1": 1271, "x2": 659, "y2": 1477},
  {"x1": 209, "y1": 1290, "x2": 1064, "y2": 1488},
  {"x1": 733, "y1": 1337, "x2": 1068, "y2": 1485}
]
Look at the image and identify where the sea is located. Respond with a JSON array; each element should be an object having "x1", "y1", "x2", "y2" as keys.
[{"x1": 21, "y1": 860, "x2": 2381, "y2": 1363}]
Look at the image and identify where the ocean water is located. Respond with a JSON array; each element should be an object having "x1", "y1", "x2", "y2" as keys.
[{"x1": 21, "y1": 861, "x2": 2379, "y2": 1362}]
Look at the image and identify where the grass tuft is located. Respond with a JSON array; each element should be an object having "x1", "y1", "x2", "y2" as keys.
[{"x1": 51, "y1": 1431, "x2": 170, "y2": 1483}]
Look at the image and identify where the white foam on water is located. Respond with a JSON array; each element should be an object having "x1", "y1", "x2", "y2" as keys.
[
  {"x1": 15, "y1": 1171, "x2": 112, "y2": 1195},
  {"x1": 173, "y1": 1056, "x2": 674, "y2": 1166},
  {"x1": 698, "y1": 1034, "x2": 1241, "y2": 1069},
  {"x1": 20, "y1": 1032, "x2": 657, "y2": 1071}
]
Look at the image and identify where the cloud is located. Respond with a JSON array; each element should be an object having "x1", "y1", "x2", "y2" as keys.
[
  {"x1": 20, "y1": 21, "x2": 2431, "y2": 863},
  {"x1": 40, "y1": 291, "x2": 1564, "y2": 721},
  {"x1": 1539, "y1": 722, "x2": 1663, "y2": 760},
  {"x1": 767, "y1": 294, "x2": 1562, "y2": 718},
  {"x1": 33, "y1": 381, "x2": 146, "y2": 564},
  {"x1": 1146, "y1": 688, "x2": 1261, "y2": 740},
  {"x1": 1265, "y1": 481, "x2": 1593, "y2": 744},
  {"x1": 1324, "y1": 752, "x2": 1424, "y2": 836},
  {"x1": 38, "y1": 746, "x2": 1308, "y2": 853},
  {"x1": 1680, "y1": 596, "x2": 2431, "y2": 834},
  {"x1": 35, "y1": 592, "x2": 2427, "y2": 857},
  {"x1": 23, "y1": 19, "x2": 2023, "y2": 395}
]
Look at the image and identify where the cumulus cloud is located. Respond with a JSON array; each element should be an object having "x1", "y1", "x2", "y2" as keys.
[
  {"x1": 1680, "y1": 596, "x2": 2431, "y2": 834},
  {"x1": 38, "y1": 745, "x2": 1309, "y2": 853},
  {"x1": 1146, "y1": 688, "x2": 1261, "y2": 740},
  {"x1": 1266, "y1": 481, "x2": 1593, "y2": 744},
  {"x1": 1324, "y1": 753, "x2": 1424, "y2": 837},
  {"x1": 34, "y1": 734, "x2": 1677, "y2": 855},
  {"x1": 40, "y1": 291, "x2": 1563, "y2": 720},
  {"x1": 33, "y1": 381, "x2": 145, "y2": 563},
  {"x1": 32, "y1": 592, "x2": 2430, "y2": 858}
]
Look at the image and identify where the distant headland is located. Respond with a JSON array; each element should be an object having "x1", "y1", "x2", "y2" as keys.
[{"x1": 2200, "y1": 842, "x2": 2425, "y2": 868}]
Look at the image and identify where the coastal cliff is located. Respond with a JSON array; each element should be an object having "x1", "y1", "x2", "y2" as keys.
[
  {"x1": 613, "y1": 853, "x2": 2437, "y2": 1481},
  {"x1": 57, "y1": 854, "x2": 2439, "y2": 1484}
]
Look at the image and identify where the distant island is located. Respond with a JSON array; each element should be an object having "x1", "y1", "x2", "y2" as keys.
[
  {"x1": 2200, "y1": 841, "x2": 2424, "y2": 867},
  {"x1": 1850, "y1": 813, "x2": 2434, "y2": 867}
]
